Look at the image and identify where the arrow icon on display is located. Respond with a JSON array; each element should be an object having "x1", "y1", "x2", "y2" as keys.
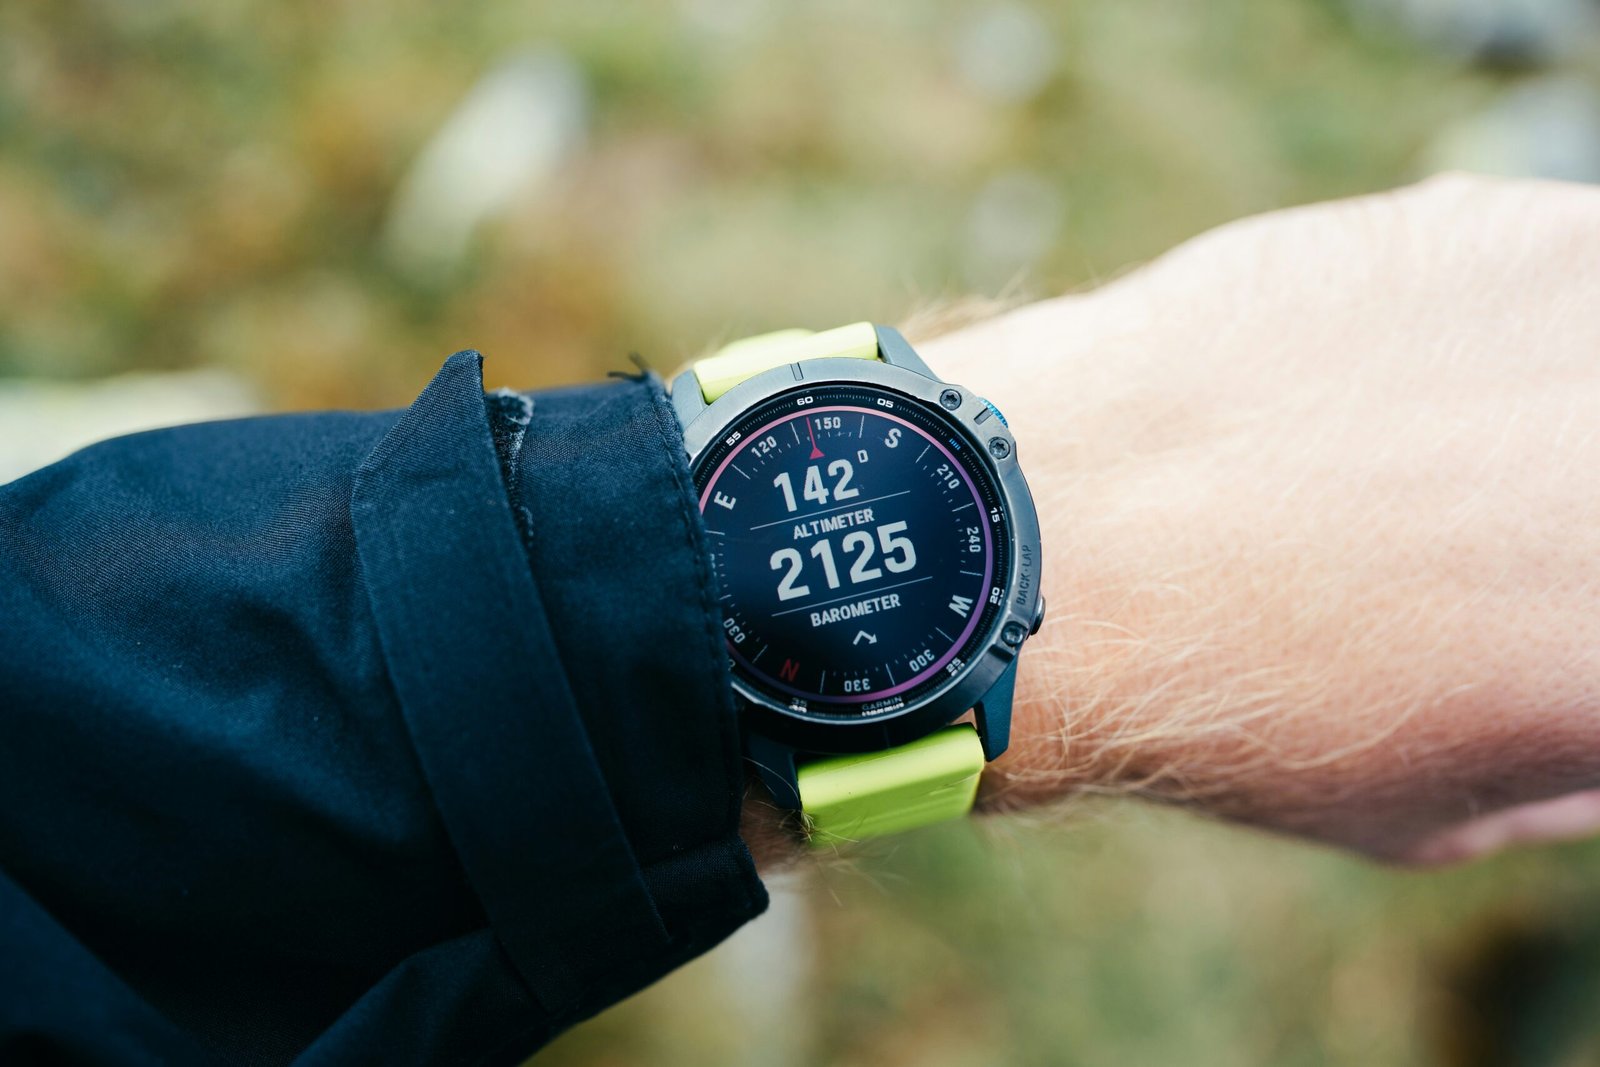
[{"x1": 852, "y1": 631, "x2": 877, "y2": 646}]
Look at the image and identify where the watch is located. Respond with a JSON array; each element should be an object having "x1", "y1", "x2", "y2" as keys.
[{"x1": 671, "y1": 322, "x2": 1045, "y2": 846}]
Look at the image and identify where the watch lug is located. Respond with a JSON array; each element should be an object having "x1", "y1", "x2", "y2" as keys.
[
  {"x1": 972, "y1": 658, "x2": 1017, "y2": 762},
  {"x1": 744, "y1": 732, "x2": 802, "y2": 810},
  {"x1": 873, "y1": 325, "x2": 937, "y2": 380},
  {"x1": 670, "y1": 368, "x2": 707, "y2": 429}
]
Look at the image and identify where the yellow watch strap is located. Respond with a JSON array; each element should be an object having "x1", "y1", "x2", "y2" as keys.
[
  {"x1": 691, "y1": 320, "x2": 879, "y2": 401},
  {"x1": 798, "y1": 724, "x2": 986, "y2": 847}
]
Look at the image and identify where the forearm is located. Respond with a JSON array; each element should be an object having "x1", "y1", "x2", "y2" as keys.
[
  {"x1": 749, "y1": 176, "x2": 1600, "y2": 869},
  {"x1": 936, "y1": 183, "x2": 1600, "y2": 861},
  {"x1": 924, "y1": 298, "x2": 1456, "y2": 842}
]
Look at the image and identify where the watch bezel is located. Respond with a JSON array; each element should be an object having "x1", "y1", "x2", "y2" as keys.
[{"x1": 681, "y1": 354, "x2": 1044, "y2": 757}]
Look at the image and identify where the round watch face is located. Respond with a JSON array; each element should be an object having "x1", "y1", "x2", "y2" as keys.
[{"x1": 694, "y1": 382, "x2": 1012, "y2": 721}]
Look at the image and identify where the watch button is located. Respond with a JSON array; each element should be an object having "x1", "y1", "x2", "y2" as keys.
[
  {"x1": 1030, "y1": 596, "x2": 1047, "y2": 635},
  {"x1": 980, "y1": 398, "x2": 1009, "y2": 427}
]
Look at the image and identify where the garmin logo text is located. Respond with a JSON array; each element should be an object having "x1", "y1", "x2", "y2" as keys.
[
  {"x1": 792, "y1": 507, "x2": 874, "y2": 541},
  {"x1": 810, "y1": 592, "x2": 902, "y2": 628}
]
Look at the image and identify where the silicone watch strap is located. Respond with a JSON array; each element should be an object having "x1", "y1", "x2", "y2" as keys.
[
  {"x1": 693, "y1": 321, "x2": 879, "y2": 402},
  {"x1": 797, "y1": 724, "x2": 985, "y2": 846},
  {"x1": 689, "y1": 323, "x2": 987, "y2": 845}
]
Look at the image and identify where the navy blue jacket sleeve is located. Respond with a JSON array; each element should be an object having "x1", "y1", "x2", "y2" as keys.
[{"x1": 0, "y1": 352, "x2": 768, "y2": 1065}]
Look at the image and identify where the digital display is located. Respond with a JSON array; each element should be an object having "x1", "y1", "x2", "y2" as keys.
[{"x1": 695, "y1": 383, "x2": 1011, "y2": 720}]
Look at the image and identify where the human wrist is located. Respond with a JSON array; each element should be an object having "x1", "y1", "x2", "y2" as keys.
[
  {"x1": 918, "y1": 296, "x2": 1382, "y2": 822},
  {"x1": 916, "y1": 299, "x2": 1167, "y2": 811},
  {"x1": 749, "y1": 176, "x2": 1600, "y2": 868},
  {"x1": 922, "y1": 181, "x2": 1600, "y2": 863},
  {"x1": 918, "y1": 295, "x2": 1413, "y2": 828}
]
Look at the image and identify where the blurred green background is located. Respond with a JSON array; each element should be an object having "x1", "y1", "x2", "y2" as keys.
[{"x1": 6, "y1": 0, "x2": 1600, "y2": 1063}]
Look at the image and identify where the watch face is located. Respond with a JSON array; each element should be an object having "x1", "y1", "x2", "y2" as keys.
[{"x1": 694, "y1": 382, "x2": 1012, "y2": 721}]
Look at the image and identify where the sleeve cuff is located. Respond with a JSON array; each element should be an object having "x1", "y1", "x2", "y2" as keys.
[{"x1": 350, "y1": 352, "x2": 766, "y2": 1034}]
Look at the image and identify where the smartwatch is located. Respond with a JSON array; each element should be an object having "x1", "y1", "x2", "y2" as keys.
[{"x1": 671, "y1": 322, "x2": 1045, "y2": 846}]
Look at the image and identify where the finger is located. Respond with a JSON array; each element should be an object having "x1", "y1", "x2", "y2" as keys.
[{"x1": 1405, "y1": 788, "x2": 1600, "y2": 867}]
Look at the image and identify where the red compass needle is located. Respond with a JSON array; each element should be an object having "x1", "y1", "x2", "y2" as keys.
[{"x1": 805, "y1": 416, "x2": 824, "y2": 460}]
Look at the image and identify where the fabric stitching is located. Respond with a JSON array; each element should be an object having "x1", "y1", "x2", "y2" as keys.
[{"x1": 484, "y1": 389, "x2": 538, "y2": 552}]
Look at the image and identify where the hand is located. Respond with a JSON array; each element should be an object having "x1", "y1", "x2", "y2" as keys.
[{"x1": 915, "y1": 174, "x2": 1600, "y2": 866}]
